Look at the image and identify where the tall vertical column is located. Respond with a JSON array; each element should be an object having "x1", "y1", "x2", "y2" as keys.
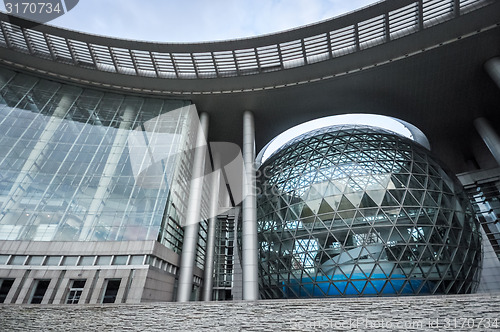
[
  {"x1": 202, "y1": 152, "x2": 220, "y2": 301},
  {"x1": 242, "y1": 111, "x2": 259, "y2": 300},
  {"x1": 78, "y1": 105, "x2": 135, "y2": 240},
  {"x1": 474, "y1": 117, "x2": 500, "y2": 165},
  {"x1": 485, "y1": 57, "x2": 500, "y2": 89},
  {"x1": 177, "y1": 112, "x2": 209, "y2": 302}
]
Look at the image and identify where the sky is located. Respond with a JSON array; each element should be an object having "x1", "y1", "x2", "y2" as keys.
[{"x1": 1, "y1": 0, "x2": 379, "y2": 42}]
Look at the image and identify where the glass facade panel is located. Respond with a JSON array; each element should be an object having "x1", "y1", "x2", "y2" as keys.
[
  {"x1": 129, "y1": 255, "x2": 144, "y2": 265},
  {"x1": 96, "y1": 256, "x2": 112, "y2": 265},
  {"x1": 78, "y1": 256, "x2": 95, "y2": 266},
  {"x1": 62, "y1": 256, "x2": 79, "y2": 266},
  {"x1": 0, "y1": 67, "x2": 199, "y2": 253},
  {"x1": 44, "y1": 256, "x2": 62, "y2": 266},
  {"x1": 256, "y1": 125, "x2": 482, "y2": 298},
  {"x1": 112, "y1": 255, "x2": 128, "y2": 265},
  {"x1": 0, "y1": 255, "x2": 9, "y2": 265},
  {"x1": 27, "y1": 256, "x2": 45, "y2": 265},
  {"x1": 8, "y1": 255, "x2": 26, "y2": 265}
]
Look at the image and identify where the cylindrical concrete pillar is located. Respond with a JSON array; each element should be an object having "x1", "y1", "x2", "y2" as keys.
[
  {"x1": 485, "y1": 57, "x2": 500, "y2": 89},
  {"x1": 242, "y1": 111, "x2": 259, "y2": 301},
  {"x1": 202, "y1": 152, "x2": 221, "y2": 301},
  {"x1": 474, "y1": 117, "x2": 500, "y2": 165},
  {"x1": 176, "y1": 112, "x2": 209, "y2": 302}
]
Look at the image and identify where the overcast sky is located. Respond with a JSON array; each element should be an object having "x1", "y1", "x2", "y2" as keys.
[{"x1": 1, "y1": 0, "x2": 379, "y2": 42}]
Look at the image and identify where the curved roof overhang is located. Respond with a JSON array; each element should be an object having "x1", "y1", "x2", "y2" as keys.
[{"x1": 1, "y1": 0, "x2": 500, "y2": 173}]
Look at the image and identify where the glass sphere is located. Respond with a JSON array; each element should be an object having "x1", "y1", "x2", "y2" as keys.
[{"x1": 257, "y1": 125, "x2": 481, "y2": 298}]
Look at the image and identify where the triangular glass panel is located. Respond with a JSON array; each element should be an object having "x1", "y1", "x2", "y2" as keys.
[
  {"x1": 427, "y1": 176, "x2": 442, "y2": 191},
  {"x1": 332, "y1": 177, "x2": 348, "y2": 194},
  {"x1": 381, "y1": 191, "x2": 399, "y2": 207},
  {"x1": 409, "y1": 189, "x2": 424, "y2": 205},
  {"x1": 318, "y1": 199, "x2": 335, "y2": 215},
  {"x1": 380, "y1": 207, "x2": 401, "y2": 222},
  {"x1": 422, "y1": 192, "x2": 438, "y2": 208},
  {"x1": 344, "y1": 192, "x2": 363, "y2": 208},
  {"x1": 299, "y1": 205, "x2": 315, "y2": 224},
  {"x1": 392, "y1": 173, "x2": 409, "y2": 188},
  {"x1": 408, "y1": 175, "x2": 424, "y2": 189},
  {"x1": 389, "y1": 189, "x2": 405, "y2": 205},
  {"x1": 306, "y1": 198, "x2": 322, "y2": 215},
  {"x1": 338, "y1": 195, "x2": 357, "y2": 211},
  {"x1": 359, "y1": 193, "x2": 379, "y2": 208},
  {"x1": 391, "y1": 227, "x2": 409, "y2": 244},
  {"x1": 412, "y1": 162, "x2": 427, "y2": 175},
  {"x1": 404, "y1": 192, "x2": 421, "y2": 207},
  {"x1": 324, "y1": 195, "x2": 342, "y2": 211},
  {"x1": 365, "y1": 189, "x2": 385, "y2": 206},
  {"x1": 311, "y1": 181, "x2": 328, "y2": 197},
  {"x1": 289, "y1": 202, "x2": 305, "y2": 218},
  {"x1": 371, "y1": 173, "x2": 391, "y2": 189},
  {"x1": 324, "y1": 181, "x2": 342, "y2": 196}
]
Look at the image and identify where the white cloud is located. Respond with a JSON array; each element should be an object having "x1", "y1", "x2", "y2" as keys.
[{"x1": 1, "y1": 0, "x2": 379, "y2": 42}]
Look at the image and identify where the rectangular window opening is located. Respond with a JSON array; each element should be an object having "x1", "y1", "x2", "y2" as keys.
[
  {"x1": 30, "y1": 279, "x2": 51, "y2": 304},
  {"x1": 0, "y1": 279, "x2": 15, "y2": 303},
  {"x1": 102, "y1": 279, "x2": 121, "y2": 303},
  {"x1": 66, "y1": 279, "x2": 86, "y2": 304}
]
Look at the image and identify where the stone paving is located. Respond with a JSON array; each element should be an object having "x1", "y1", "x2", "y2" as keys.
[{"x1": 1, "y1": 293, "x2": 500, "y2": 331}]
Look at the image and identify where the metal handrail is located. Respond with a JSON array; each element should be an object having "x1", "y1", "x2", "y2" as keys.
[{"x1": 0, "y1": 0, "x2": 492, "y2": 80}]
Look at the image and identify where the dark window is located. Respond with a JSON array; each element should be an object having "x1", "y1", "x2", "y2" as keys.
[
  {"x1": 30, "y1": 280, "x2": 51, "y2": 304},
  {"x1": 0, "y1": 279, "x2": 14, "y2": 303},
  {"x1": 66, "y1": 279, "x2": 86, "y2": 304},
  {"x1": 102, "y1": 279, "x2": 121, "y2": 303}
]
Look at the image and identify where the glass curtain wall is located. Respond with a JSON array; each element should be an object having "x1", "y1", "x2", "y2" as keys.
[
  {"x1": 257, "y1": 125, "x2": 482, "y2": 298},
  {"x1": 0, "y1": 67, "x2": 195, "y2": 252}
]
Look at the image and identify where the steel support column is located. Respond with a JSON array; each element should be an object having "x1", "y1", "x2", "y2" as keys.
[
  {"x1": 474, "y1": 117, "x2": 500, "y2": 165},
  {"x1": 242, "y1": 111, "x2": 259, "y2": 300},
  {"x1": 202, "y1": 152, "x2": 220, "y2": 301},
  {"x1": 176, "y1": 112, "x2": 209, "y2": 302}
]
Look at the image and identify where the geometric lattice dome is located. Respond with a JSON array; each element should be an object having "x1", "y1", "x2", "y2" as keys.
[{"x1": 257, "y1": 125, "x2": 482, "y2": 298}]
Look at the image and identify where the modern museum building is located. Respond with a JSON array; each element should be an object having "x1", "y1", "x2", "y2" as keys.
[{"x1": 0, "y1": 0, "x2": 499, "y2": 304}]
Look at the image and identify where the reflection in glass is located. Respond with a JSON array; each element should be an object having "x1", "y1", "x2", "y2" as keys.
[{"x1": 0, "y1": 67, "x2": 200, "y2": 254}]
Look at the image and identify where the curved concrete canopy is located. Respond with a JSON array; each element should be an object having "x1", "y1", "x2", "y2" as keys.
[{"x1": 0, "y1": 0, "x2": 500, "y2": 173}]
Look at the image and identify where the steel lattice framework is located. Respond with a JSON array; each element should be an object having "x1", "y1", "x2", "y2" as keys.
[{"x1": 257, "y1": 125, "x2": 482, "y2": 298}]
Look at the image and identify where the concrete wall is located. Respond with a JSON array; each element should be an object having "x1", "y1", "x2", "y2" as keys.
[
  {"x1": 0, "y1": 240, "x2": 184, "y2": 304},
  {"x1": 142, "y1": 267, "x2": 176, "y2": 302}
]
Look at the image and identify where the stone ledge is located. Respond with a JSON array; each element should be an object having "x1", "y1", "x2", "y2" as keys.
[{"x1": 1, "y1": 293, "x2": 500, "y2": 331}]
